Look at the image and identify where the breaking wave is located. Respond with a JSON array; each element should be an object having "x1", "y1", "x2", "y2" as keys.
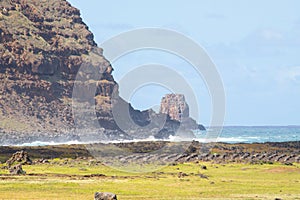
[{"x1": 10, "y1": 126, "x2": 300, "y2": 146}]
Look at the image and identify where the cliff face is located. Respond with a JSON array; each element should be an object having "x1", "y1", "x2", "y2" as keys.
[
  {"x1": 160, "y1": 94, "x2": 189, "y2": 122},
  {"x1": 0, "y1": 0, "x2": 100, "y2": 75},
  {"x1": 0, "y1": 0, "x2": 117, "y2": 140},
  {"x1": 0, "y1": 0, "x2": 204, "y2": 144}
]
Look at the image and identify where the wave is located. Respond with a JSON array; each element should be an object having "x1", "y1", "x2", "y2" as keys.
[
  {"x1": 15, "y1": 136, "x2": 248, "y2": 146},
  {"x1": 216, "y1": 137, "x2": 248, "y2": 142},
  {"x1": 15, "y1": 140, "x2": 86, "y2": 147},
  {"x1": 11, "y1": 126, "x2": 300, "y2": 146}
]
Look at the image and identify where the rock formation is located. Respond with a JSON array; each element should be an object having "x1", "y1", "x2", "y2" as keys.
[
  {"x1": 160, "y1": 94, "x2": 189, "y2": 122},
  {"x1": 0, "y1": 0, "x2": 121, "y2": 144},
  {"x1": 94, "y1": 192, "x2": 117, "y2": 200},
  {"x1": 6, "y1": 150, "x2": 32, "y2": 167},
  {"x1": 161, "y1": 94, "x2": 205, "y2": 129},
  {"x1": 1, "y1": 142, "x2": 299, "y2": 165},
  {"x1": 5, "y1": 150, "x2": 32, "y2": 175},
  {"x1": 9, "y1": 163, "x2": 26, "y2": 175},
  {"x1": 0, "y1": 0, "x2": 205, "y2": 144}
]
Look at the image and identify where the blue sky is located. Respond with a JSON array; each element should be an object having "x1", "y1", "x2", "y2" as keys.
[{"x1": 69, "y1": 0, "x2": 300, "y2": 126}]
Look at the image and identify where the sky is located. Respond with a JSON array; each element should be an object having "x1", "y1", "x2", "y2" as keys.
[{"x1": 69, "y1": 0, "x2": 300, "y2": 126}]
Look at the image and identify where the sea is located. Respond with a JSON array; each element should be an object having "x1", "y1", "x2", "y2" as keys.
[
  {"x1": 15, "y1": 126, "x2": 300, "y2": 146},
  {"x1": 200, "y1": 126, "x2": 300, "y2": 143}
]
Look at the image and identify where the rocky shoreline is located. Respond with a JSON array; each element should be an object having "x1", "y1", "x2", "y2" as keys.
[{"x1": 0, "y1": 141, "x2": 299, "y2": 164}]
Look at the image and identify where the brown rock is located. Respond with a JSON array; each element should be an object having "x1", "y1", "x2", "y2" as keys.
[
  {"x1": 9, "y1": 164, "x2": 26, "y2": 175},
  {"x1": 0, "y1": 0, "x2": 102, "y2": 75},
  {"x1": 160, "y1": 94, "x2": 189, "y2": 122},
  {"x1": 0, "y1": 0, "x2": 118, "y2": 136},
  {"x1": 94, "y1": 192, "x2": 117, "y2": 200},
  {"x1": 177, "y1": 172, "x2": 188, "y2": 178},
  {"x1": 6, "y1": 150, "x2": 32, "y2": 167}
]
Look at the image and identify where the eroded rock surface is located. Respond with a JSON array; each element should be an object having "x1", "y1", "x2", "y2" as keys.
[
  {"x1": 0, "y1": 0, "x2": 116, "y2": 141},
  {"x1": 160, "y1": 94, "x2": 189, "y2": 122}
]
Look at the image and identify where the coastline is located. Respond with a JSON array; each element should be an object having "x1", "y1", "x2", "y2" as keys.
[
  {"x1": 1, "y1": 141, "x2": 299, "y2": 199},
  {"x1": 1, "y1": 141, "x2": 299, "y2": 164}
]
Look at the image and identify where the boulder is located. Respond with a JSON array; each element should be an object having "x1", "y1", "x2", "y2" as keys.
[
  {"x1": 201, "y1": 165, "x2": 207, "y2": 170},
  {"x1": 177, "y1": 172, "x2": 188, "y2": 178},
  {"x1": 9, "y1": 164, "x2": 26, "y2": 175},
  {"x1": 6, "y1": 150, "x2": 32, "y2": 167},
  {"x1": 94, "y1": 192, "x2": 117, "y2": 200}
]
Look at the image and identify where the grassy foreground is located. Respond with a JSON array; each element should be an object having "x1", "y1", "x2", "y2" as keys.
[{"x1": 0, "y1": 159, "x2": 300, "y2": 200}]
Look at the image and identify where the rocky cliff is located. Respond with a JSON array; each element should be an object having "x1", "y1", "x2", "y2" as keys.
[
  {"x1": 160, "y1": 94, "x2": 189, "y2": 122},
  {"x1": 0, "y1": 0, "x2": 204, "y2": 145}
]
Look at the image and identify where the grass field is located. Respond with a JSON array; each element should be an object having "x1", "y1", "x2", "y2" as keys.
[{"x1": 0, "y1": 159, "x2": 299, "y2": 200}]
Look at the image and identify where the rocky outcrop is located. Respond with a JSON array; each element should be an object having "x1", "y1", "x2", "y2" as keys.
[
  {"x1": 0, "y1": 0, "x2": 118, "y2": 143},
  {"x1": 0, "y1": 0, "x2": 205, "y2": 144},
  {"x1": 9, "y1": 163, "x2": 26, "y2": 175},
  {"x1": 5, "y1": 150, "x2": 31, "y2": 175},
  {"x1": 6, "y1": 150, "x2": 32, "y2": 167},
  {"x1": 88, "y1": 141, "x2": 300, "y2": 165},
  {"x1": 0, "y1": 142, "x2": 299, "y2": 165},
  {"x1": 0, "y1": 0, "x2": 100, "y2": 75},
  {"x1": 160, "y1": 94, "x2": 189, "y2": 122},
  {"x1": 94, "y1": 192, "x2": 117, "y2": 200},
  {"x1": 159, "y1": 94, "x2": 206, "y2": 134}
]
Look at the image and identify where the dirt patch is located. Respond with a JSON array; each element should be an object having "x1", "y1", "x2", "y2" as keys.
[{"x1": 265, "y1": 167, "x2": 300, "y2": 173}]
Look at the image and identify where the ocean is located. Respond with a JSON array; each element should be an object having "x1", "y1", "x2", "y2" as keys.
[
  {"x1": 202, "y1": 126, "x2": 300, "y2": 143},
  {"x1": 13, "y1": 126, "x2": 300, "y2": 146}
]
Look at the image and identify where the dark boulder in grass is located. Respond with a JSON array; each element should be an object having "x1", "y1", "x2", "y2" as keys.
[
  {"x1": 9, "y1": 164, "x2": 26, "y2": 175},
  {"x1": 201, "y1": 165, "x2": 207, "y2": 170},
  {"x1": 94, "y1": 192, "x2": 117, "y2": 200}
]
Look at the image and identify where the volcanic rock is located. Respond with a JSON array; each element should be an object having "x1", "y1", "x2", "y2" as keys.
[
  {"x1": 9, "y1": 163, "x2": 26, "y2": 175},
  {"x1": 0, "y1": 0, "x2": 117, "y2": 142},
  {"x1": 0, "y1": 0, "x2": 205, "y2": 144},
  {"x1": 94, "y1": 192, "x2": 117, "y2": 200},
  {"x1": 6, "y1": 150, "x2": 32, "y2": 167},
  {"x1": 160, "y1": 94, "x2": 189, "y2": 122}
]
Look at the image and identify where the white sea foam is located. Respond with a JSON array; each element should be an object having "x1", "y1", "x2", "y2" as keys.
[
  {"x1": 14, "y1": 136, "x2": 246, "y2": 146},
  {"x1": 16, "y1": 140, "x2": 86, "y2": 146},
  {"x1": 216, "y1": 137, "x2": 247, "y2": 142},
  {"x1": 10, "y1": 126, "x2": 300, "y2": 146}
]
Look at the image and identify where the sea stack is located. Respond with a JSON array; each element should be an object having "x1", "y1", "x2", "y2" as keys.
[{"x1": 160, "y1": 94, "x2": 189, "y2": 122}]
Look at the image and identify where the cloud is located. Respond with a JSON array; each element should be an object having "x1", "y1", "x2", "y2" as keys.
[
  {"x1": 206, "y1": 27, "x2": 300, "y2": 95},
  {"x1": 278, "y1": 66, "x2": 300, "y2": 84},
  {"x1": 208, "y1": 27, "x2": 300, "y2": 60}
]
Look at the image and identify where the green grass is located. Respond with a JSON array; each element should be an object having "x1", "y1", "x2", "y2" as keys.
[{"x1": 0, "y1": 160, "x2": 300, "y2": 200}]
